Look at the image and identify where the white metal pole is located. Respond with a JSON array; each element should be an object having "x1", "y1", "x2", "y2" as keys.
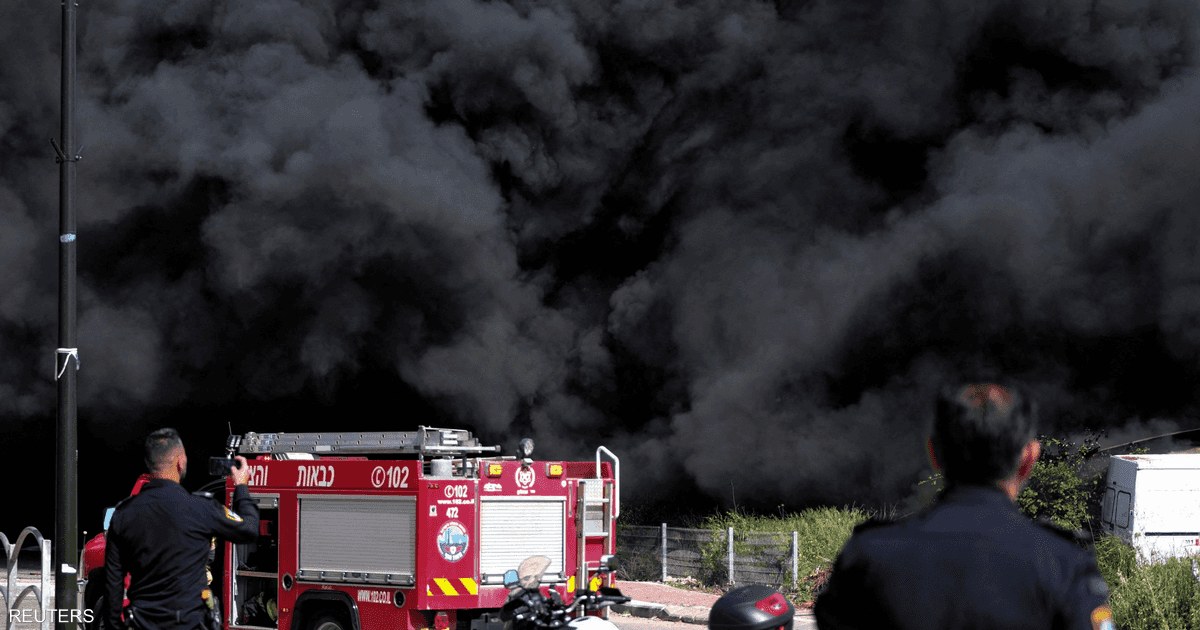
[
  {"x1": 4, "y1": 532, "x2": 13, "y2": 627},
  {"x1": 792, "y1": 531, "x2": 798, "y2": 591},
  {"x1": 661, "y1": 523, "x2": 667, "y2": 582},
  {"x1": 41, "y1": 538, "x2": 51, "y2": 630},
  {"x1": 727, "y1": 527, "x2": 734, "y2": 585}
]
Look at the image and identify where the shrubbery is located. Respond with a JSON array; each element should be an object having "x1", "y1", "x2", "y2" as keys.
[
  {"x1": 1015, "y1": 433, "x2": 1106, "y2": 530},
  {"x1": 1096, "y1": 534, "x2": 1200, "y2": 630},
  {"x1": 643, "y1": 432, "x2": 1200, "y2": 627},
  {"x1": 699, "y1": 506, "x2": 875, "y2": 601},
  {"x1": 918, "y1": 431, "x2": 1113, "y2": 530}
]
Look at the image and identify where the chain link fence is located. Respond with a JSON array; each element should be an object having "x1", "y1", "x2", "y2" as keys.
[{"x1": 617, "y1": 525, "x2": 804, "y2": 589}]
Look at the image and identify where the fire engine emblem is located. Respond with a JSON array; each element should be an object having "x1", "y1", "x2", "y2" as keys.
[
  {"x1": 437, "y1": 521, "x2": 469, "y2": 562},
  {"x1": 514, "y1": 467, "x2": 535, "y2": 489}
]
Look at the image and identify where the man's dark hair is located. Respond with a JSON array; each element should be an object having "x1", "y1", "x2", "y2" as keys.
[
  {"x1": 931, "y1": 383, "x2": 1037, "y2": 484},
  {"x1": 144, "y1": 428, "x2": 184, "y2": 472}
]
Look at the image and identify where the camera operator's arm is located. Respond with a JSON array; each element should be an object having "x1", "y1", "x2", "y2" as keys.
[{"x1": 208, "y1": 456, "x2": 260, "y2": 543}]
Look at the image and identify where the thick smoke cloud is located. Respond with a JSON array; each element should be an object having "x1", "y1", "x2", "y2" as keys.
[{"x1": 3, "y1": 0, "x2": 1200, "y2": 534}]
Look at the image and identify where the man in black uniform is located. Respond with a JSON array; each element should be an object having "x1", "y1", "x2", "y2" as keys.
[
  {"x1": 104, "y1": 428, "x2": 260, "y2": 630},
  {"x1": 814, "y1": 383, "x2": 1114, "y2": 630}
]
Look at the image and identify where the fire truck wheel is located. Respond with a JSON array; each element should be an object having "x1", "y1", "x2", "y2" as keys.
[
  {"x1": 307, "y1": 611, "x2": 350, "y2": 630},
  {"x1": 87, "y1": 595, "x2": 106, "y2": 630},
  {"x1": 83, "y1": 568, "x2": 105, "y2": 628}
]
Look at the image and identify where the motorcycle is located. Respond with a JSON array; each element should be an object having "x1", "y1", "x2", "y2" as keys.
[{"x1": 500, "y1": 556, "x2": 630, "y2": 630}]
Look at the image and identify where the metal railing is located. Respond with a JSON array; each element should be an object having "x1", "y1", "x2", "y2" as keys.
[
  {"x1": 617, "y1": 525, "x2": 805, "y2": 589},
  {"x1": 2, "y1": 528, "x2": 52, "y2": 630}
]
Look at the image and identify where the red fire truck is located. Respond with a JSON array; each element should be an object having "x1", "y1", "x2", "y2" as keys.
[{"x1": 211, "y1": 427, "x2": 619, "y2": 630}]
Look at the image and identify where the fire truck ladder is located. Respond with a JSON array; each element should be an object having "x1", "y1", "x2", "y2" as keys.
[
  {"x1": 230, "y1": 427, "x2": 501, "y2": 457},
  {"x1": 576, "y1": 446, "x2": 619, "y2": 616}
]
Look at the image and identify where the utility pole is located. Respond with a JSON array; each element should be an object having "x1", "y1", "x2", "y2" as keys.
[{"x1": 52, "y1": 0, "x2": 80, "y2": 627}]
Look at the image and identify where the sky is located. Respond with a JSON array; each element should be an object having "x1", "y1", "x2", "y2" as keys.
[{"x1": 3, "y1": 0, "x2": 1200, "y2": 539}]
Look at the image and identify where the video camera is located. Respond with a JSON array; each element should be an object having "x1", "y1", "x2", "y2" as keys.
[{"x1": 208, "y1": 434, "x2": 244, "y2": 476}]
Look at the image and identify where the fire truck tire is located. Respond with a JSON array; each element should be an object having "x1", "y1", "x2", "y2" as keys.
[
  {"x1": 306, "y1": 611, "x2": 350, "y2": 630},
  {"x1": 83, "y1": 569, "x2": 105, "y2": 630},
  {"x1": 87, "y1": 595, "x2": 106, "y2": 630}
]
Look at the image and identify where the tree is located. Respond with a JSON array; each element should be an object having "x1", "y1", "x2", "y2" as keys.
[
  {"x1": 916, "y1": 431, "x2": 1108, "y2": 531},
  {"x1": 1015, "y1": 433, "x2": 1104, "y2": 530}
]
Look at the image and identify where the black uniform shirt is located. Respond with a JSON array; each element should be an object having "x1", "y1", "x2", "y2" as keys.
[
  {"x1": 104, "y1": 479, "x2": 260, "y2": 630},
  {"x1": 814, "y1": 484, "x2": 1111, "y2": 630}
]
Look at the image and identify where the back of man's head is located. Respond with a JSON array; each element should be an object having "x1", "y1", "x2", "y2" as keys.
[
  {"x1": 144, "y1": 428, "x2": 184, "y2": 473},
  {"x1": 931, "y1": 383, "x2": 1037, "y2": 485}
]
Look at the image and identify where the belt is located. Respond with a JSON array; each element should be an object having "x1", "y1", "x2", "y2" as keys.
[{"x1": 125, "y1": 606, "x2": 202, "y2": 630}]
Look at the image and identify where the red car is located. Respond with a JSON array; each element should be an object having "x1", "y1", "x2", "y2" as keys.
[{"x1": 79, "y1": 474, "x2": 150, "y2": 630}]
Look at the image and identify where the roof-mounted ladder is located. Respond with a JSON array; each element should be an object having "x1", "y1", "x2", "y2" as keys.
[{"x1": 230, "y1": 426, "x2": 500, "y2": 457}]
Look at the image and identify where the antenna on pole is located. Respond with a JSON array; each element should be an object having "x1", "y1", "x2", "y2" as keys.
[{"x1": 54, "y1": 0, "x2": 80, "y2": 628}]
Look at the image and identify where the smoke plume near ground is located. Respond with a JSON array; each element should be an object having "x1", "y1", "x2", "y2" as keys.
[{"x1": 3, "y1": 0, "x2": 1200, "y2": 533}]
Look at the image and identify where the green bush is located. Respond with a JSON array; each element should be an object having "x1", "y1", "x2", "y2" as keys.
[
  {"x1": 916, "y1": 432, "x2": 1107, "y2": 530},
  {"x1": 1016, "y1": 434, "x2": 1105, "y2": 530},
  {"x1": 634, "y1": 430, "x2": 1200, "y2": 625}
]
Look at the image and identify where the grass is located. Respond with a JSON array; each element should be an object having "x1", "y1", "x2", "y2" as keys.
[
  {"x1": 670, "y1": 507, "x2": 1200, "y2": 626},
  {"x1": 698, "y1": 505, "x2": 882, "y2": 605},
  {"x1": 1095, "y1": 534, "x2": 1200, "y2": 630},
  {"x1": 620, "y1": 436, "x2": 1200, "y2": 623}
]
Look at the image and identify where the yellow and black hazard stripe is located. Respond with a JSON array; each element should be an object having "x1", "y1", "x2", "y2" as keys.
[
  {"x1": 426, "y1": 578, "x2": 479, "y2": 596},
  {"x1": 565, "y1": 575, "x2": 604, "y2": 592}
]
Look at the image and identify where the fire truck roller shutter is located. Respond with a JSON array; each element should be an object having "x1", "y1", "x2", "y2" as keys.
[
  {"x1": 478, "y1": 497, "x2": 565, "y2": 582},
  {"x1": 298, "y1": 495, "x2": 417, "y2": 584}
]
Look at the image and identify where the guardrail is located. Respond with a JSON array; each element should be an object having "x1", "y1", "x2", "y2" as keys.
[{"x1": 2, "y1": 527, "x2": 52, "y2": 630}]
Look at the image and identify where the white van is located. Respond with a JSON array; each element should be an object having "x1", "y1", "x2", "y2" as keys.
[{"x1": 1100, "y1": 454, "x2": 1200, "y2": 563}]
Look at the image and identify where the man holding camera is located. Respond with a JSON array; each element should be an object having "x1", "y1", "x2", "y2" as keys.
[
  {"x1": 814, "y1": 383, "x2": 1114, "y2": 630},
  {"x1": 104, "y1": 428, "x2": 260, "y2": 630}
]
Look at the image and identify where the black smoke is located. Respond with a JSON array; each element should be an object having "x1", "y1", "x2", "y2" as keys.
[{"x1": 3, "y1": 0, "x2": 1200, "y2": 538}]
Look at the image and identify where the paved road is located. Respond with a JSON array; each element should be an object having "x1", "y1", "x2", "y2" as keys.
[
  {"x1": 611, "y1": 611, "x2": 818, "y2": 630},
  {"x1": 613, "y1": 582, "x2": 818, "y2": 630},
  {"x1": 8, "y1": 565, "x2": 823, "y2": 630}
]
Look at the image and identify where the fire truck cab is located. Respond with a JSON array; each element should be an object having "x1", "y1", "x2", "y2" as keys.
[{"x1": 219, "y1": 428, "x2": 618, "y2": 630}]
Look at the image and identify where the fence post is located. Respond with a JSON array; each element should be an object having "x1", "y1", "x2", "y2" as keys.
[
  {"x1": 792, "y1": 531, "x2": 798, "y2": 591},
  {"x1": 661, "y1": 523, "x2": 667, "y2": 582},
  {"x1": 40, "y1": 537, "x2": 50, "y2": 630},
  {"x1": 727, "y1": 526, "x2": 734, "y2": 585},
  {"x1": 3, "y1": 531, "x2": 11, "y2": 629}
]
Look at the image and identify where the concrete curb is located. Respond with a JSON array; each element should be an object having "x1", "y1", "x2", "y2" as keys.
[
  {"x1": 612, "y1": 601, "x2": 666, "y2": 618},
  {"x1": 613, "y1": 600, "x2": 813, "y2": 626},
  {"x1": 612, "y1": 600, "x2": 707, "y2": 624}
]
